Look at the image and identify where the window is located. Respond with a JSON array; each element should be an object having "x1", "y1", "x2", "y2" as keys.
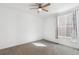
[{"x1": 56, "y1": 11, "x2": 77, "y2": 39}]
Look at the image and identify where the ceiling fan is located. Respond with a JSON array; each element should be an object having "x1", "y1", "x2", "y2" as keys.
[{"x1": 30, "y1": 3, "x2": 51, "y2": 13}]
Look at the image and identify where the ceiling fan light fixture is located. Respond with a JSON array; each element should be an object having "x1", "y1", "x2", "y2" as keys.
[{"x1": 38, "y1": 8, "x2": 42, "y2": 11}]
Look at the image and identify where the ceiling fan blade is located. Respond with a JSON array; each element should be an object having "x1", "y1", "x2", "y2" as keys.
[
  {"x1": 30, "y1": 8, "x2": 38, "y2": 9},
  {"x1": 35, "y1": 3, "x2": 40, "y2": 4},
  {"x1": 42, "y1": 8, "x2": 48, "y2": 12},
  {"x1": 42, "y1": 3, "x2": 50, "y2": 8},
  {"x1": 35, "y1": 3, "x2": 44, "y2": 7},
  {"x1": 30, "y1": 3, "x2": 42, "y2": 7},
  {"x1": 29, "y1": 4, "x2": 38, "y2": 6}
]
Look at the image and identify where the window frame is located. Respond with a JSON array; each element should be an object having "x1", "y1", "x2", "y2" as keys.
[{"x1": 56, "y1": 10, "x2": 77, "y2": 39}]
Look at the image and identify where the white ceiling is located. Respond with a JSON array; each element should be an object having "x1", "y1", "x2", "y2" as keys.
[
  {"x1": 49, "y1": 3, "x2": 79, "y2": 14},
  {"x1": 0, "y1": 3, "x2": 79, "y2": 15}
]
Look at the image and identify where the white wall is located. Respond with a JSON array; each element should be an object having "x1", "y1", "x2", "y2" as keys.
[
  {"x1": 43, "y1": 15, "x2": 57, "y2": 40},
  {"x1": 44, "y1": 13, "x2": 79, "y2": 49},
  {"x1": 0, "y1": 6, "x2": 43, "y2": 49}
]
